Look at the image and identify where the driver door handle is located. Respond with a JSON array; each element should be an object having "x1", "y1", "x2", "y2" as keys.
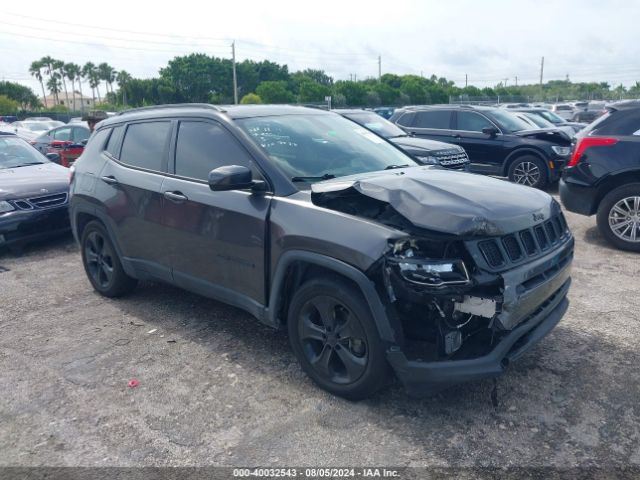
[
  {"x1": 100, "y1": 175, "x2": 118, "y2": 185},
  {"x1": 163, "y1": 191, "x2": 188, "y2": 202}
]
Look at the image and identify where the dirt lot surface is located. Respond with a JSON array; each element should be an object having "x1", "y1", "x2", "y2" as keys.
[{"x1": 1, "y1": 207, "x2": 639, "y2": 469}]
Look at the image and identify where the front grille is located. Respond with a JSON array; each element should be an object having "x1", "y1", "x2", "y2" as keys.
[
  {"x1": 535, "y1": 226, "x2": 548, "y2": 250},
  {"x1": 520, "y1": 230, "x2": 537, "y2": 255},
  {"x1": 433, "y1": 149, "x2": 469, "y2": 168},
  {"x1": 12, "y1": 193, "x2": 68, "y2": 210},
  {"x1": 502, "y1": 235, "x2": 523, "y2": 261},
  {"x1": 479, "y1": 240, "x2": 505, "y2": 267},
  {"x1": 472, "y1": 212, "x2": 570, "y2": 271}
]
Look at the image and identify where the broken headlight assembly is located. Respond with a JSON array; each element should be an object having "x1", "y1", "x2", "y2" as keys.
[{"x1": 386, "y1": 238, "x2": 471, "y2": 288}]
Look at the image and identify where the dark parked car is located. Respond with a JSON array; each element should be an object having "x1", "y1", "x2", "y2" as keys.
[
  {"x1": 335, "y1": 109, "x2": 470, "y2": 170},
  {"x1": 70, "y1": 104, "x2": 573, "y2": 399},
  {"x1": 509, "y1": 108, "x2": 586, "y2": 134},
  {"x1": 389, "y1": 105, "x2": 572, "y2": 189},
  {"x1": 0, "y1": 132, "x2": 70, "y2": 251},
  {"x1": 0, "y1": 115, "x2": 18, "y2": 123},
  {"x1": 571, "y1": 109, "x2": 604, "y2": 123},
  {"x1": 560, "y1": 101, "x2": 640, "y2": 251}
]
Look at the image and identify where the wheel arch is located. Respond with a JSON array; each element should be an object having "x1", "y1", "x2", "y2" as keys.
[
  {"x1": 266, "y1": 250, "x2": 400, "y2": 344},
  {"x1": 71, "y1": 204, "x2": 135, "y2": 278},
  {"x1": 502, "y1": 147, "x2": 549, "y2": 177},
  {"x1": 594, "y1": 171, "x2": 640, "y2": 212}
]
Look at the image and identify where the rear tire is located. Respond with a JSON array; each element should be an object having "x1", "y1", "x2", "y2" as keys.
[
  {"x1": 508, "y1": 155, "x2": 548, "y2": 190},
  {"x1": 287, "y1": 275, "x2": 391, "y2": 400},
  {"x1": 80, "y1": 220, "x2": 137, "y2": 297},
  {"x1": 596, "y1": 183, "x2": 640, "y2": 252}
]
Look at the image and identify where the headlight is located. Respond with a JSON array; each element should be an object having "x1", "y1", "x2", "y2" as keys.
[
  {"x1": 393, "y1": 258, "x2": 470, "y2": 286},
  {"x1": 0, "y1": 201, "x2": 15, "y2": 213},
  {"x1": 551, "y1": 146, "x2": 571, "y2": 156},
  {"x1": 415, "y1": 155, "x2": 440, "y2": 165}
]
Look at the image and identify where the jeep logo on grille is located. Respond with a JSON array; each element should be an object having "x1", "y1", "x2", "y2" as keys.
[{"x1": 533, "y1": 213, "x2": 545, "y2": 222}]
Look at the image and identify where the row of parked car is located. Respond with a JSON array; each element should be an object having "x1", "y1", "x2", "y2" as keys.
[
  {"x1": 0, "y1": 116, "x2": 91, "y2": 167},
  {"x1": 0, "y1": 101, "x2": 638, "y2": 399}
]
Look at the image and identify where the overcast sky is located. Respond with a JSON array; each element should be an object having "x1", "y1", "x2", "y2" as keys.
[{"x1": 2, "y1": 0, "x2": 639, "y2": 95}]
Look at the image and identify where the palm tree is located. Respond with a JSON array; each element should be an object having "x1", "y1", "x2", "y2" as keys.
[
  {"x1": 29, "y1": 60, "x2": 46, "y2": 108},
  {"x1": 116, "y1": 70, "x2": 132, "y2": 106},
  {"x1": 82, "y1": 62, "x2": 97, "y2": 104},
  {"x1": 53, "y1": 60, "x2": 70, "y2": 108},
  {"x1": 46, "y1": 74, "x2": 62, "y2": 106},
  {"x1": 98, "y1": 63, "x2": 116, "y2": 97},
  {"x1": 65, "y1": 63, "x2": 80, "y2": 110}
]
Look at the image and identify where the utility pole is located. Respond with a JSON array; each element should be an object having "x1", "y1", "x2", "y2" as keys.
[
  {"x1": 503, "y1": 78, "x2": 509, "y2": 87},
  {"x1": 378, "y1": 55, "x2": 382, "y2": 81},
  {"x1": 539, "y1": 56, "x2": 544, "y2": 86},
  {"x1": 465, "y1": 74, "x2": 468, "y2": 87},
  {"x1": 515, "y1": 76, "x2": 518, "y2": 87},
  {"x1": 232, "y1": 41, "x2": 238, "y2": 104}
]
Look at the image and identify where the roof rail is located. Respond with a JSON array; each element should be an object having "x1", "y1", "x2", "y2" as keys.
[{"x1": 117, "y1": 103, "x2": 226, "y2": 116}]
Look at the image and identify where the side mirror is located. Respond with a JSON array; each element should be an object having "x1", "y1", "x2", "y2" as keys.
[
  {"x1": 45, "y1": 152, "x2": 61, "y2": 163},
  {"x1": 482, "y1": 126, "x2": 499, "y2": 137},
  {"x1": 208, "y1": 165, "x2": 265, "y2": 192},
  {"x1": 80, "y1": 139, "x2": 88, "y2": 146}
]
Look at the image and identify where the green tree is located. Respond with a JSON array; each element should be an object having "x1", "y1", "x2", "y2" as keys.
[
  {"x1": 256, "y1": 81, "x2": 295, "y2": 103},
  {"x1": 53, "y1": 60, "x2": 70, "y2": 107},
  {"x1": 116, "y1": 70, "x2": 132, "y2": 105},
  {"x1": 334, "y1": 81, "x2": 368, "y2": 106},
  {"x1": 297, "y1": 80, "x2": 330, "y2": 103},
  {"x1": 0, "y1": 81, "x2": 40, "y2": 109},
  {"x1": 46, "y1": 74, "x2": 62, "y2": 105},
  {"x1": 0, "y1": 95, "x2": 18, "y2": 114},
  {"x1": 240, "y1": 93, "x2": 262, "y2": 104},
  {"x1": 29, "y1": 61, "x2": 46, "y2": 107},
  {"x1": 98, "y1": 63, "x2": 116, "y2": 96},
  {"x1": 400, "y1": 77, "x2": 427, "y2": 104},
  {"x1": 82, "y1": 62, "x2": 98, "y2": 103},
  {"x1": 160, "y1": 53, "x2": 233, "y2": 102}
]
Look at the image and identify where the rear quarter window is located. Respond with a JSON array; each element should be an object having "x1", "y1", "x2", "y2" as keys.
[{"x1": 119, "y1": 121, "x2": 171, "y2": 172}]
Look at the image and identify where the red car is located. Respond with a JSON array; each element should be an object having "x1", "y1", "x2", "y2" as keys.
[{"x1": 31, "y1": 125, "x2": 90, "y2": 167}]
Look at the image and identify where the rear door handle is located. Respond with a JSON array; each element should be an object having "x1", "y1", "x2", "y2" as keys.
[
  {"x1": 100, "y1": 175, "x2": 118, "y2": 185},
  {"x1": 163, "y1": 191, "x2": 188, "y2": 202}
]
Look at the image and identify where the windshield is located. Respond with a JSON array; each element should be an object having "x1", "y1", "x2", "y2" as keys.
[
  {"x1": 22, "y1": 123, "x2": 50, "y2": 132},
  {"x1": 522, "y1": 112, "x2": 554, "y2": 128},
  {"x1": 344, "y1": 112, "x2": 406, "y2": 139},
  {"x1": 487, "y1": 109, "x2": 534, "y2": 132},
  {"x1": 238, "y1": 113, "x2": 418, "y2": 183},
  {"x1": 536, "y1": 110, "x2": 565, "y2": 124},
  {"x1": 0, "y1": 136, "x2": 47, "y2": 168}
]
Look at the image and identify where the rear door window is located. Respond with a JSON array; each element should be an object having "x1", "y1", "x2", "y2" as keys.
[
  {"x1": 413, "y1": 110, "x2": 452, "y2": 129},
  {"x1": 119, "y1": 121, "x2": 171, "y2": 172}
]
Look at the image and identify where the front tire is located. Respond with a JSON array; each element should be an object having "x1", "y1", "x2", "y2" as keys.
[
  {"x1": 81, "y1": 220, "x2": 137, "y2": 297},
  {"x1": 287, "y1": 275, "x2": 391, "y2": 400},
  {"x1": 508, "y1": 155, "x2": 548, "y2": 190},
  {"x1": 596, "y1": 183, "x2": 640, "y2": 252}
]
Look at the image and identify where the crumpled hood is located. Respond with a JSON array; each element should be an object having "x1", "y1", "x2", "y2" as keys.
[
  {"x1": 0, "y1": 162, "x2": 69, "y2": 201},
  {"x1": 391, "y1": 136, "x2": 463, "y2": 153},
  {"x1": 514, "y1": 128, "x2": 572, "y2": 144},
  {"x1": 311, "y1": 167, "x2": 557, "y2": 236}
]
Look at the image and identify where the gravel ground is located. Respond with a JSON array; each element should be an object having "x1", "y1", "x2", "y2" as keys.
[{"x1": 0, "y1": 208, "x2": 639, "y2": 469}]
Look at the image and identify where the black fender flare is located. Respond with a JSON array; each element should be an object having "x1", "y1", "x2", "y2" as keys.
[
  {"x1": 502, "y1": 148, "x2": 550, "y2": 177},
  {"x1": 70, "y1": 201, "x2": 135, "y2": 278},
  {"x1": 266, "y1": 250, "x2": 400, "y2": 344}
]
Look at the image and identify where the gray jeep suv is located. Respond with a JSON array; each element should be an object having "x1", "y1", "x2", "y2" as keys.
[{"x1": 70, "y1": 104, "x2": 574, "y2": 399}]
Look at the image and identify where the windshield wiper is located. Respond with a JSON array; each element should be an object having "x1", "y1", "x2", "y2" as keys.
[
  {"x1": 12, "y1": 162, "x2": 45, "y2": 168},
  {"x1": 291, "y1": 173, "x2": 336, "y2": 182},
  {"x1": 384, "y1": 164, "x2": 410, "y2": 170}
]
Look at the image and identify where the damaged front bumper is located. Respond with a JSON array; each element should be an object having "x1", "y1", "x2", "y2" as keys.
[
  {"x1": 380, "y1": 229, "x2": 573, "y2": 396},
  {"x1": 387, "y1": 278, "x2": 570, "y2": 396}
]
